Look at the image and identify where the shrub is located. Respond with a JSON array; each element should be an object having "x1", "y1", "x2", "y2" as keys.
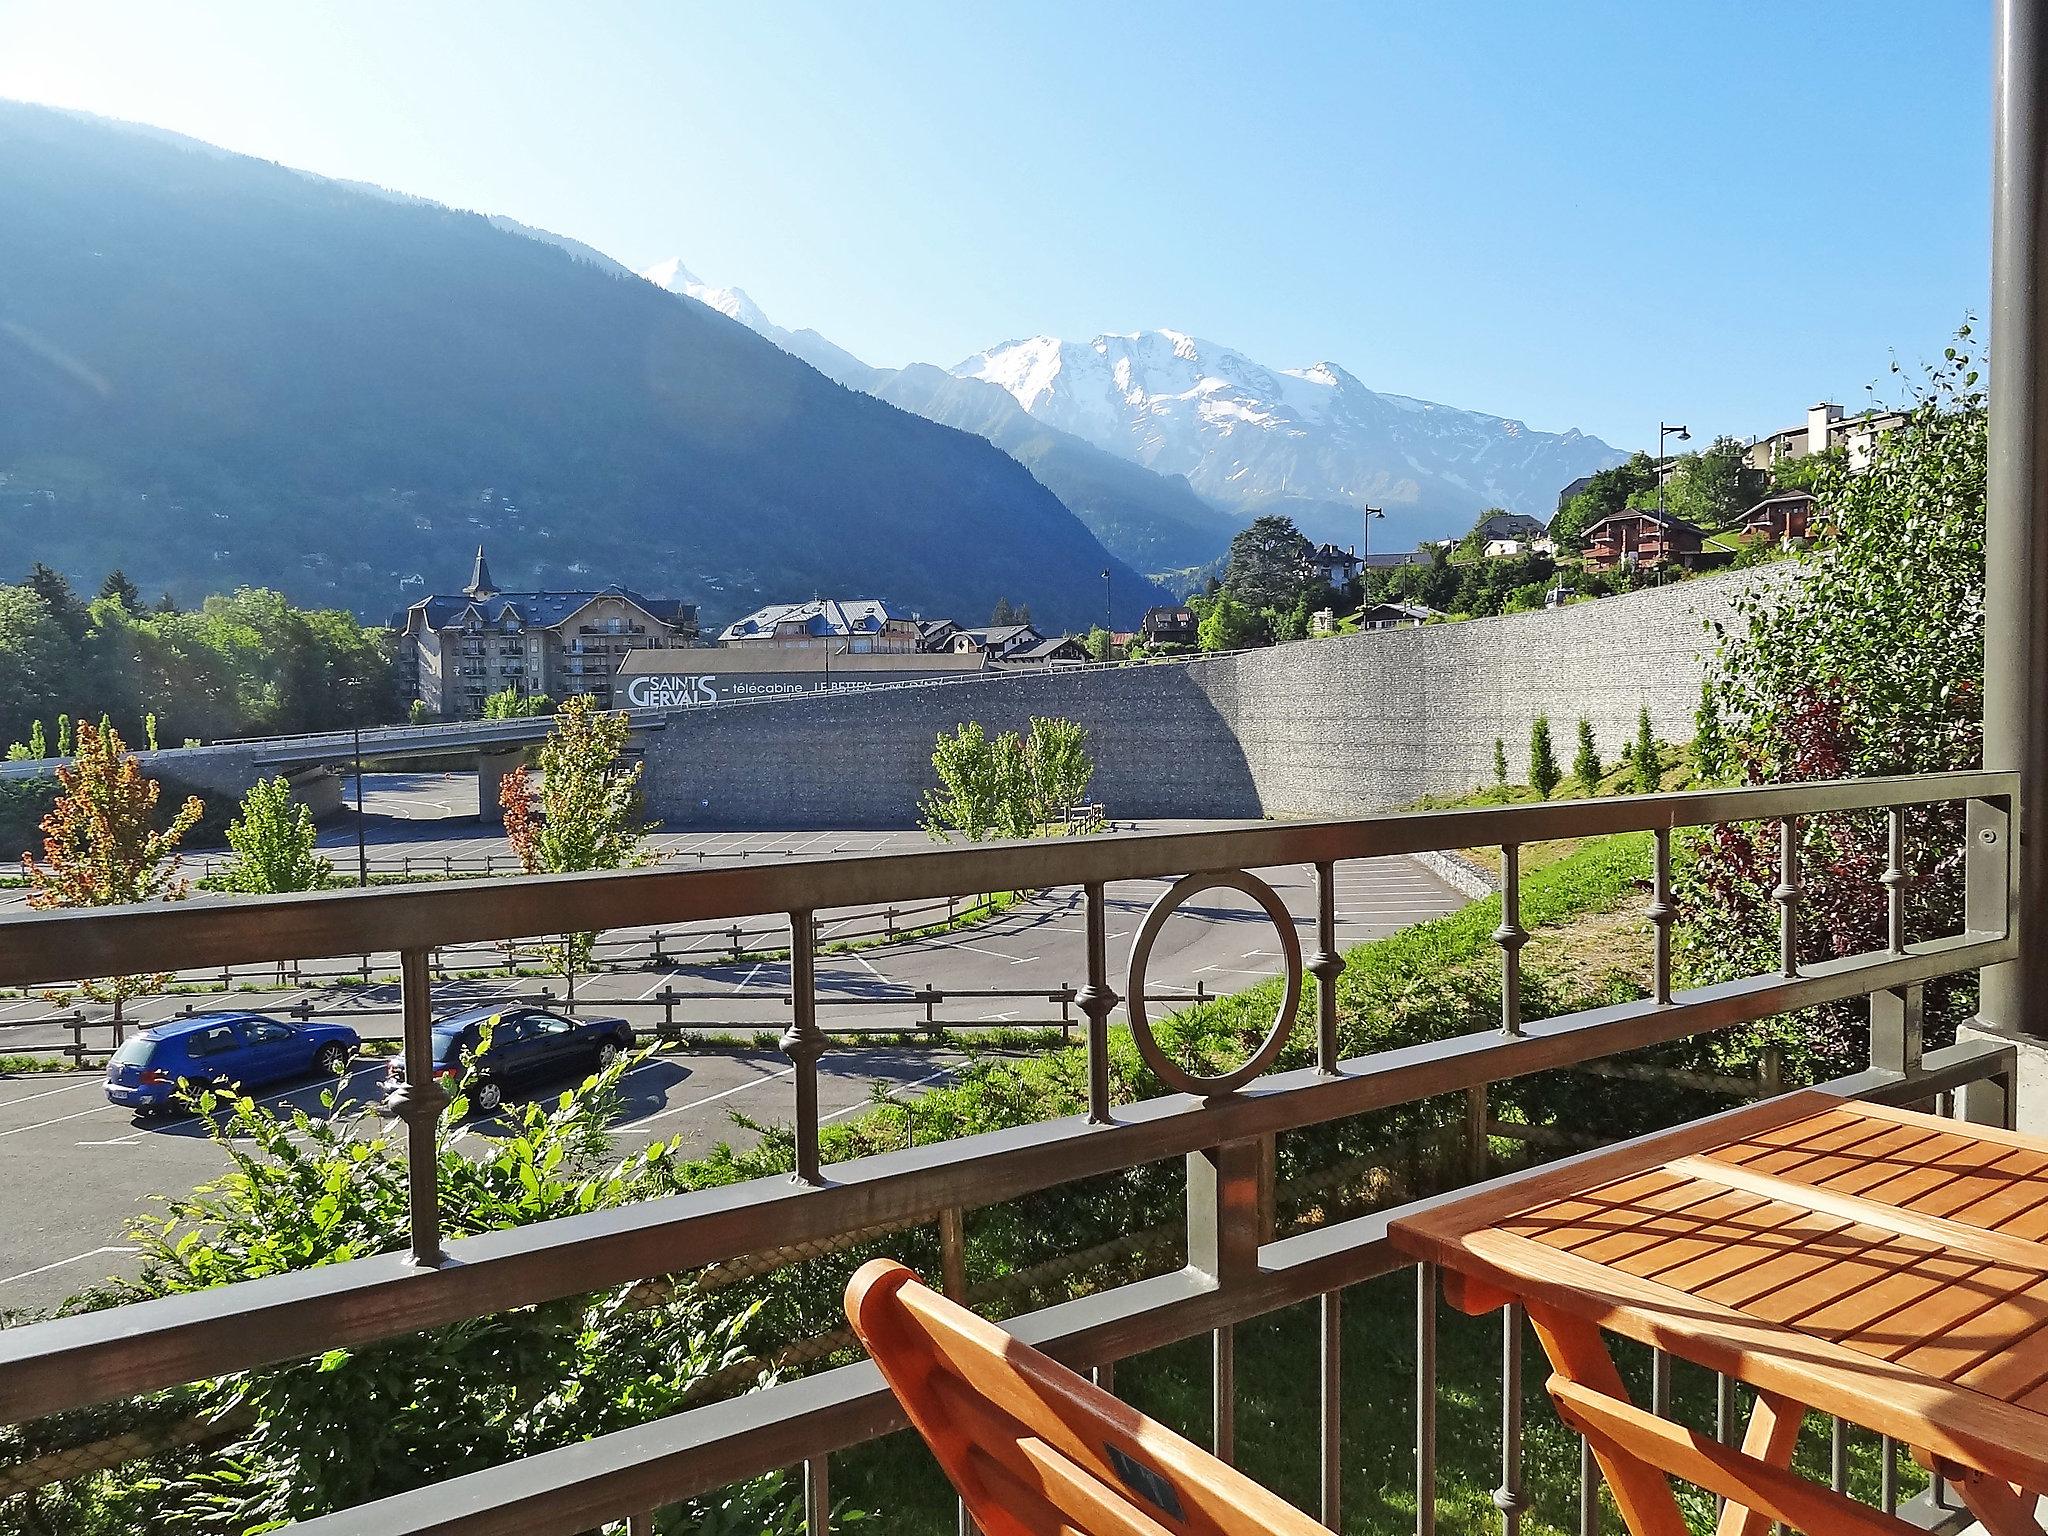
[
  {"x1": 39, "y1": 1057, "x2": 803, "y2": 1533},
  {"x1": 1678, "y1": 334, "x2": 1985, "y2": 1071},
  {"x1": 1630, "y1": 705, "x2": 1660, "y2": 793},
  {"x1": 1572, "y1": 718, "x2": 1601, "y2": 794},
  {"x1": 1528, "y1": 714, "x2": 1560, "y2": 798}
]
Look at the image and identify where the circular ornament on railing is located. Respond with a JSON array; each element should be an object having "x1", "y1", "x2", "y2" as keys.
[{"x1": 1125, "y1": 869, "x2": 1303, "y2": 1097}]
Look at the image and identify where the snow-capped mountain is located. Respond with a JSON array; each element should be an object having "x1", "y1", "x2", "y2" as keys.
[
  {"x1": 954, "y1": 331, "x2": 1623, "y2": 529},
  {"x1": 638, "y1": 257, "x2": 877, "y2": 388}
]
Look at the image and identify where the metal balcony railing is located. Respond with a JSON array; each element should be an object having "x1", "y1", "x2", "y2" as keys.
[{"x1": 0, "y1": 771, "x2": 2021, "y2": 1534}]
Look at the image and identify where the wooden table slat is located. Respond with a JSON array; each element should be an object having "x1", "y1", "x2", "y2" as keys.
[{"x1": 1388, "y1": 1090, "x2": 2048, "y2": 1507}]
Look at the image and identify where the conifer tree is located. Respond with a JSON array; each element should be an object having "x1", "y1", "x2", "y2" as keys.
[
  {"x1": 1632, "y1": 705, "x2": 1661, "y2": 794},
  {"x1": 1529, "y1": 715, "x2": 1561, "y2": 798},
  {"x1": 1572, "y1": 718, "x2": 1601, "y2": 794}
]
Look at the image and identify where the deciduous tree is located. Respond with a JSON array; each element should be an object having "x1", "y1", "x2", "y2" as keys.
[
  {"x1": 500, "y1": 696, "x2": 651, "y2": 999},
  {"x1": 22, "y1": 719, "x2": 203, "y2": 1032},
  {"x1": 220, "y1": 775, "x2": 332, "y2": 894}
]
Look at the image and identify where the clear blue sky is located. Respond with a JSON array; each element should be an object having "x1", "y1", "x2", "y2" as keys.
[{"x1": 0, "y1": 1, "x2": 1990, "y2": 449}]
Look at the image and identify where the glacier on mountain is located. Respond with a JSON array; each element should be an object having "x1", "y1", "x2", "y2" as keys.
[{"x1": 954, "y1": 331, "x2": 1621, "y2": 524}]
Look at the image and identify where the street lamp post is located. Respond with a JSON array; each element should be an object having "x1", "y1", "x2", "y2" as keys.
[
  {"x1": 351, "y1": 722, "x2": 369, "y2": 888},
  {"x1": 1655, "y1": 422, "x2": 1691, "y2": 586},
  {"x1": 1361, "y1": 504, "x2": 1385, "y2": 602},
  {"x1": 1100, "y1": 569, "x2": 1112, "y2": 658}
]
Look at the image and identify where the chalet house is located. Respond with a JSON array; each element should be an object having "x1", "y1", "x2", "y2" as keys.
[
  {"x1": 1738, "y1": 490, "x2": 1818, "y2": 547},
  {"x1": 1580, "y1": 509, "x2": 1707, "y2": 574},
  {"x1": 1358, "y1": 601, "x2": 1436, "y2": 630},
  {"x1": 401, "y1": 547, "x2": 696, "y2": 719},
  {"x1": 1139, "y1": 605, "x2": 1198, "y2": 647},
  {"x1": 1556, "y1": 474, "x2": 1595, "y2": 511},
  {"x1": 949, "y1": 623, "x2": 1045, "y2": 662},
  {"x1": 1000, "y1": 635, "x2": 1091, "y2": 666},
  {"x1": 914, "y1": 618, "x2": 960, "y2": 652}
]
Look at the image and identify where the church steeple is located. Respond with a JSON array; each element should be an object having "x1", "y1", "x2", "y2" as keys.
[{"x1": 464, "y1": 544, "x2": 497, "y2": 599}]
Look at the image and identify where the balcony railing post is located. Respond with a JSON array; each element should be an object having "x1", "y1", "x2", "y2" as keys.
[
  {"x1": 1649, "y1": 826, "x2": 1674, "y2": 1004},
  {"x1": 803, "y1": 1454, "x2": 830, "y2": 1535},
  {"x1": 390, "y1": 947, "x2": 448, "y2": 1267},
  {"x1": 1871, "y1": 984, "x2": 1925, "y2": 1079},
  {"x1": 1495, "y1": 844, "x2": 1527, "y2": 1035},
  {"x1": 781, "y1": 910, "x2": 826, "y2": 1185},
  {"x1": 1310, "y1": 859, "x2": 1343, "y2": 1072},
  {"x1": 1882, "y1": 805, "x2": 1909, "y2": 954},
  {"x1": 1187, "y1": 1138, "x2": 1258, "y2": 1466},
  {"x1": 1416, "y1": 1262, "x2": 1439, "y2": 1536},
  {"x1": 1774, "y1": 815, "x2": 1802, "y2": 978},
  {"x1": 1077, "y1": 880, "x2": 1119, "y2": 1124},
  {"x1": 1320, "y1": 1287, "x2": 1343, "y2": 1529},
  {"x1": 1495, "y1": 1302, "x2": 1525, "y2": 1536}
]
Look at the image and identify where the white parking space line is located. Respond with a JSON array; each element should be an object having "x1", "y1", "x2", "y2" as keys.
[
  {"x1": 74, "y1": 1064, "x2": 387, "y2": 1146},
  {"x1": 0, "y1": 1077, "x2": 104, "y2": 1107},
  {"x1": 614, "y1": 1065, "x2": 798, "y2": 1132},
  {"x1": 918, "y1": 935, "x2": 1038, "y2": 964},
  {"x1": 818, "y1": 1065, "x2": 955, "y2": 1126},
  {"x1": 0, "y1": 1245, "x2": 140, "y2": 1290},
  {"x1": 731, "y1": 963, "x2": 767, "y2": 993},
  {"x1": 0, "y1": 1100, "x2": 130, "y2": 1138}
]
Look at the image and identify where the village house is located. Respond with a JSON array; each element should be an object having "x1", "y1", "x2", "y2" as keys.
[
  {"x1": 1358, "y1": 600, "x2": 1437, "y2": 630},
  {"x1": 1578, "y1": 508, "x2": 1707, "y2": 574},
  {"x1": 717, "y1": 598, "x2": 927, "y2": 653},
  {"x1": 1139, "y1": 605, "x2": 1198, "y2": 648},
  {"x1": 1737, "y1": 489, "x2": 1818, "y2": 547}
]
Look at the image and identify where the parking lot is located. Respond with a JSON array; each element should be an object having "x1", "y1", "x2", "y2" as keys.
[{"x1": 0, "y1": 781, "x2": 1471, "y2": 1312}]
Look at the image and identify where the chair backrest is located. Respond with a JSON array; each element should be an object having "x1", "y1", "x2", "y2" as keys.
[{"x1": 845, "y1": 1260, "x2": 1330, "y2": 1536}]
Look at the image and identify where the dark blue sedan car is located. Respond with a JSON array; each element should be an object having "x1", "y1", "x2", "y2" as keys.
[
  {"x1": 384, "y1": 1004, "x2": 635, "y2": 1114},
  {"x1": 104, "y1": 1012, "x2": 361, "y2": 1114}
]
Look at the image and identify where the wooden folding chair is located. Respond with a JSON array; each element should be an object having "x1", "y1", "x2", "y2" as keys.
[{"x1": 846, "y1": 1260, "x2": 1330, "y2": 1535}]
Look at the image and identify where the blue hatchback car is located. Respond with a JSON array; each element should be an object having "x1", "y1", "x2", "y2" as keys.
[{"x1": 105, "y1": 1012, "x2": 361, "y2": 1115}]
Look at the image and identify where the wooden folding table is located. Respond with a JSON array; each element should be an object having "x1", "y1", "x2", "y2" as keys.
[{"x1": 1391, "y1": 1089, "x2": 2048, "y2": 1535}]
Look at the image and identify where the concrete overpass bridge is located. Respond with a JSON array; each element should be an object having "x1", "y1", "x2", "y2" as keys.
[{"x1": 0, "y1": 709, "x2": 676, "y2": 822}]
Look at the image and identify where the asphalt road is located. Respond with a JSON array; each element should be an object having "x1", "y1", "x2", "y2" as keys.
[{"x1": 0, "y1": 776, "x2": 1468, "y2": 1313}]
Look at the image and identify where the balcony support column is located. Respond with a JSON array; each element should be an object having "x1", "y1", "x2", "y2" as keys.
[
  {"x1": 389, "y1": 947, "x2": 448, "y2": 1267},
  {"x1": 1983, "y1": 0, "x2": 2048, "y2": 1047},
  {"x1": 1187, "y1": 1138, "x2": 1260, "y2": 1467}
]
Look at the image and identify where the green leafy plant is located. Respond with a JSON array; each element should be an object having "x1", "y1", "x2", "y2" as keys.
[
  {"x1": 921, "y1": 717, "x2": 1096, "y2": 841},
  {"x1": 1692, "y1": 675, "x2": 1727, "y2": 783},
  {"x1": 22, "y1": 719, "x2": 203, "y2": 1031},
  {"x1": 1491, "y1": 737, "x2": 1508, "y2": 787},
  {"x1": 1677, "y1": 332, "x2": 1986, "y2": 1071},
  {"x1": 481, "y1": 686, "x2": 551, "y2": 719},
  {"x1": 500, "y1": 695, "x2": 653, "y2": 997},
  {"x1": 219, "y1": 775, "x2": 333, "y2": 894},
  {"x1": 69, "y1": 1057, "x2": 806, "y2": 1533}
]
